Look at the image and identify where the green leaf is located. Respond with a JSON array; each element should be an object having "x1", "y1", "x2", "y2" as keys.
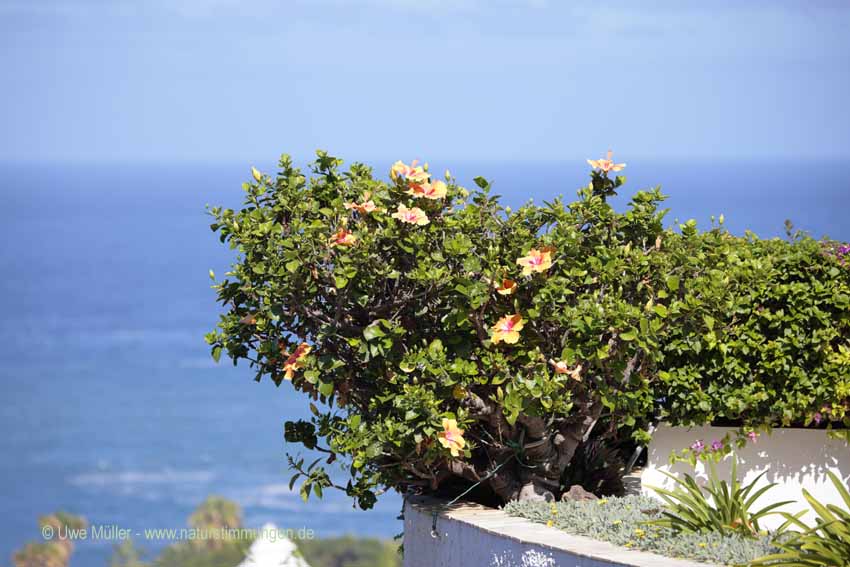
[
  {"x1": 363, "y1": 323, "x2": 385, "y2": 341},
  {"x1": 666, "y1": 275, "x2": 680, "y2": 291},
  {"x1": 318, "y1": 381, "x2": 334, "y2": 397},
  {"x1": 211, "y1": 346, "x2": 222, "y2": 363},
  {"x1": 653, "y1": 304, "x2": 668, "y2": 318},
  {"x1": 620, "y1": 330, "x2": 637, "y2": 342}
]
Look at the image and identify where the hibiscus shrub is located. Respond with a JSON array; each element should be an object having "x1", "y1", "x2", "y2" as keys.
[{"x1": 206, "y1": 151, "x2": 850, "y2": 508}]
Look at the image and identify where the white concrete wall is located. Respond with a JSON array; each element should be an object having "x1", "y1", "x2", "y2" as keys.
[
  {"x1": 642, "y1": 424, "x2": 850, "y2": 530},
  {"x1": 403, "y1": 496, "x2": 711, "y2": 567}
]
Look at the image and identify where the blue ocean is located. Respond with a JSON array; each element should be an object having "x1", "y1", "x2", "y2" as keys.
[{"x1": 1, "y1": 159, "x2": 847, "y2": 566}]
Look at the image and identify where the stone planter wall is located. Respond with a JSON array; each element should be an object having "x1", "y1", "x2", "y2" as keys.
[
  {"x1": 642, "y1": 424, "x2": 850, "y2": 530},
  {"x1": 403, "y1": 495, "x2": 712, "y2": 567}
]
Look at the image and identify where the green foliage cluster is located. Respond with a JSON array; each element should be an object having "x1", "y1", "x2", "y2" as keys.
[
  {"x1": 108, "y1": 496, "x2": 400, "y2": 567},
  {"x1": 110, "y1": 496, "x2": 252, "y2": 567},
  {"x1": 505, "y1": 494, "x2": 778, "y2": 565},
  {"x1": 207, "y1": 151, "x2": 850, "y2": 506},
  {"x1": 296, "y1": 536, "x2": 400, "y2": 567},
  {"x1": 12, "y1": 512, "x2": 87, "y2": 567},
  {"x1": 648, "y1": 457, "x2": 792, "y2": 536},
  {"x1": 751, "y1": 472, "x2": 850, "y2": 567}
]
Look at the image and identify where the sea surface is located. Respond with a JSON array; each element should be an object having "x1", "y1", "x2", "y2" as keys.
[{"x1": 1, "y1": 159, "x2": 847, "y2": 566}]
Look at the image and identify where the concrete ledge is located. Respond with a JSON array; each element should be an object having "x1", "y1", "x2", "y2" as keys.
[{"x1": 403, "y1": 495, "x2": 715, "y2": 567}]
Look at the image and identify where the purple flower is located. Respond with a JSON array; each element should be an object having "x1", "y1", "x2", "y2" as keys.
[
  {"x1": 711, "y1": 439, "x2": 724, "y2": 452},
  {"x1": 835, "y1": 244, "x2": 850, "y2": 264},
  {"x1": 813, "y1": 412, "x2": 824, "y2": 425},
  {"x1": 747, "y1": 431, "x2": 759, "y2": 443},
  {"x1": 690, "y1": 440, "x2": 705, "y2": 453}
]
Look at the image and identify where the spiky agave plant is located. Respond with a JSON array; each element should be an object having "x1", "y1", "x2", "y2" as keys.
[
  {"x1": 646, "y1": 457, "x2": 793, "y2": 536},
  {"x1": 750, "y1": 471, "x2": 850, "y2": 567}
]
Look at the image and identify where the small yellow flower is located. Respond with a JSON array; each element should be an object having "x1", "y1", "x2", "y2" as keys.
[
  {"x1": 329, "y1": 228, "x2": 357, "y2": 247},
  {"x1": 391, "y1": 204, "x2": 430, "y2": 226},
  {"x1": 624, "y1": 542, "x2": 634, "y2": 548},
  {"x1": 282, "y1": 343, "x2": 312, "y2": 380},
  {"x1": 491, "y1": 314, "x2": 524, "y2": 345},
  {"x1": 494, "y1": 279, "x2": 517, "y2": 295},
  {"x1": 634, "y1": 529, "x2": 645, "y2": 538},
  {"x1": 546, "y1": 520, "x2": 554, "y2": 527},
  {"x1": 516, "y1": 246, "x2": 555, "y2": 276},
  {"x1": 587, "y1": 150, "x2": 626, "y2": 173},
  {"x1": 612, "y1": 520, "x2": 622, "y2": 526},
  {"x1": 437, "y1": 418, "x2": 466, "y2": 457},
  {"x1": 597, "y1": 499, "x2": 608, "y2": 505},
  {"x1": 452, "y1": 384, "x2": 467, "y2": 400},
  {"x1": 698, "y1": 543, "x2": 707, "y2": 548}
]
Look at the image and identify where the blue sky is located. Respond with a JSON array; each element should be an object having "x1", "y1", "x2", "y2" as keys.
[{"x1": 1, "y1": 0, "x2": 849, "y2": 162}]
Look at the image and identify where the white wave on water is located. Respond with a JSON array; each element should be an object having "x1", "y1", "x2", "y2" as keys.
[
  {"x1": 231, "y1": 483, "x2": 300, "y2": 511},
  {"x1": 69, "y1": 469, "x2": 216, "y2": 488},
  {"x1": 234, "y1": 482, "x2": 397, "y2": 517}
]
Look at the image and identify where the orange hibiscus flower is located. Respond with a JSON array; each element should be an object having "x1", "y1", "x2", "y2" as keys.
[
  {"x1": 406, "y1": 180, "x2": 447, "y2": 200},
  {"x1": 437, "y1": 418, "x2": 466, "y2": 457},
  {"x1": 587, "y1": 150, "x2": 626, "y2": 173},
  {"x1": 516, "y1": 247, "x2": 555, "y2": 276},
  {"x1": 390, "y1": 160, "x2": 428, "y2": 183},
  {"x1": 495, "y1": 279, "x2": 517, "y2": 295},
  {"x1": 329, "y1": 228, "x2": 357, "y2": 247},
  {"x1": 344, "y1": 192, "x2": 382, "y2": 214},
  {"x1": 549, "y1": 359, "x2": 582, "y2": 381},
  {"x1": 282, "y1": 343, "x2": 312, "y2": 380},
  {"x1": 491, "y1": 314, "x2": 524, "y2": 345},
  {"x1": 391, "y1": 204, "x2": 429, "y2": 226}
]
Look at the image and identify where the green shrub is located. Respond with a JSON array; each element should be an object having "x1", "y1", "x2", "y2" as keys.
[
  {"x1": 646, "y1": 456, "x2": 792, "y2": 536},
  {"x1": 296, "y1": 536, "x2": 400, "y2": 567},
  {"x1": 750, "y1": 471, "x2": 850, "y2": 567},
  {"x1": 207, "y1": 152, "x2": 850, "y2": 507},
  {"x1": 505, "y1": 495, "x2": 778, "y2": 565},
  {"x1": 12, "y1": 512, "x2": 87, "y2": 567}
]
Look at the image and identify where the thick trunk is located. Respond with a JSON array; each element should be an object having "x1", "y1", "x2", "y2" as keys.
[
  {"x1": 463, "y1": 390, "x2": 605, "y2": 503},
  {"x1": 480, "y1": 400, "x2": 604, "y2": 503}
]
